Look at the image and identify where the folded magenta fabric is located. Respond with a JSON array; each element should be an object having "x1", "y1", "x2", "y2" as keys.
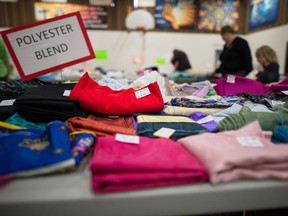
[
  {"x1": 178, "y1": 121, "x2": 288, "y2": 184},
  {"x1": 214, "y1": 75, "x2": 271, "y2": 96},
  {"x1": 69, "y1": 72, "x2": 164, "y2": 115},
  {"x1": 90, "y1": 135, "x2": 208, "y2": 193},
  {"x1": 269, "y1": 77, "x2": 288, "y2": 92}
]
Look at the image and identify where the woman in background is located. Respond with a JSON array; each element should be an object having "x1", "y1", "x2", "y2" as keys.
[
  {"x1": 171, "y1": 49, "x2": 192, "y2": 71},
  {"x1": 210, "y1": 25, "x2": 253, "y2": 77},
  {"x1": 255, "y1": 45, "x2": 279, "y2": 84}
]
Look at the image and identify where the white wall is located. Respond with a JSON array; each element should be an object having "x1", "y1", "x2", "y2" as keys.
[
  {"x1": 86, "y1": 25, "x2": 288, "y2": 75},
  {"x1": 85, "y1": 30, "x2": 223, "y2": 75},
  {"x1": 2, "y1": 24, "x2": 288, "y2": 75}
]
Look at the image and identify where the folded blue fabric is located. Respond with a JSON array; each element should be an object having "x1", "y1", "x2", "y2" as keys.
[{"x1": 0, "y1": 121, "x2": 73, "y2": 175}]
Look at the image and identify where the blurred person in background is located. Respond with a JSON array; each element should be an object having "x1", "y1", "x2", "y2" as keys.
[
  {"x1": 171, "y1": 49, "x2": 192, "y2": 72},
  {"x1": 209, "y1": 25, "x2": 253, "y2": 77},
  {"x1": 255, "y1": 45, "x2": 279, "y2": 84}
]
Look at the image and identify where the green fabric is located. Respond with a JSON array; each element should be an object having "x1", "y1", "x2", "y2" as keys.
[
  {"x1": 5, "y1": 113, "x2": 47, "y2": 131},
  {"x1": 217, "y1": 101, "x2": 288, "y2": 132},
  {"x1": 0, "y1": 39, "x2": 8, "y2": 78},
  {"x1": 204, "y1": 88, "x2": 218, "y2": 99}
]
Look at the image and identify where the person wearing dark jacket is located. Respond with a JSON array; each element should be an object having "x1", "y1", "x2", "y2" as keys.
[
  {"x1": 171, "y1": 49, "x2": 192, "y2": 71},
  {"x1": 210, "y1": 25, "x2": 253, "y2": 77},
  {"x1": 255, "y1": 45, "x2": 279, "y2": 84}
]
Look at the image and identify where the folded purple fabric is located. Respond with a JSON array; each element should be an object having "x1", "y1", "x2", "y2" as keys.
[
  {"x1": 269, "y1": 77, "x2": 288, "y2": 92},
  {"x1": 90, "y1": 135, "x2": 208, "y2": 193},
  {"x1": 214, "y1": 75, "x2": 271, "y2": 96},
  {"x1": 192, "y1": 86, "x2": 211, "y2": 98}
]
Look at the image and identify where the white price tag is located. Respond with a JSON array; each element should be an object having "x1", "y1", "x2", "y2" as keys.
[
  {"x1": 227, "y1": 75, "x2": 236, "y2": 83},
  {"x1": 63, "y1": 90, "x2": 71, "y2": 96},
  {"x1": 153, "y1": 127, "x2": 176, "y2": 138},
  {"x1": 196, "y1": 115, "x2": 214, "y2": 124},
  {"x1": 135, "y1": 87, "x2": 151, "y2": 99},
  {"x1": 0, "y1": 99, "x2": 16, "y2": 106},
  {"x1": 115, "y1": 133, "x2": 140, "y2": 145},
  {"x1": 237, "y1": 136, "x2": 264, "y2": 148}
]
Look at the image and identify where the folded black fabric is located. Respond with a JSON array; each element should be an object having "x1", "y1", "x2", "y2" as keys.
[
  {"x1": 14, "y1": 83, "x2": 87, "y2": 123},
  {"x1": 137, "y1": 122, "x2": 208, "y2": 140},
  {"x1": 238, "y1": 92, "x2": 288, "y2": 109},
  {"x1": 0, "y1": 105, "x2": 15, "y2": 121},
  {"x1": 0, "y1": 79, "x2": 48, "y2": 100}
]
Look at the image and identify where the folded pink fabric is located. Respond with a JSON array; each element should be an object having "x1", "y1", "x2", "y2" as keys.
[
  {"x1": 90, "y1": 135, "x2": 208, "y2": 193},
  {"x1": 269, "y1": 77, "x2": 288, "y2": 92},
  {"x1": 214, "y1": 75, "x2": 271, "y2": 96},
  {"x1": 69, "y1": 72, "x2": 164, "y2": 115},
  {"x1": 178, "y1": 121, "x2": 288, "y2": 184}
]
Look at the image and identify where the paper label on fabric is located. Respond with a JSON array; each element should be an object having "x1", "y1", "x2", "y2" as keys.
[
  {"x1": 196, "y1": 115, "x2": 214, "y2": 124},
  {"x1": 153, "y1": 127, "x2": 176, "y2": 138},
  {"x1": 0, "y1": 99, "x2": 16, "y2": 106},
  {"x1": 236, "y1": 136, "x2": 264, "y2": 148},
  {"x1": 115, "y1": 133, "x2": 140, "y2": 145},
  {"x1": 227, "y1": 75, "x2": 236, "y2": 83},
  {"x1": 135, "y1": 87, "x2": 151, "y2": 99},
  {"x1": 63, "y1": 90, "x2": 71, "y2": 96},
  {"x1": 270, "y1": 100, "x2": 284, "y2": 107},
  {"x1": 281, "y1": 90, "x2": 288, "y2": 95}
]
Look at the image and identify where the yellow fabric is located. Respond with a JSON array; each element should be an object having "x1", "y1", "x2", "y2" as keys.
[
  {"x1": 0, "y1": 121, "x2": 23, "y2": 129},
  {"x1": 136, "y1": 115, "x2": 194, "y2": 123},
  {"x1": 163, "y1": 105, "x2": 224, "y2": 116}
]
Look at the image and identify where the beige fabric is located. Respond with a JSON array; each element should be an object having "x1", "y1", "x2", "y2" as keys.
[
  {"x1": 136, "y1": 115, "x2": 194, "y2": 123},
  {"x1": 163, "y1": 105, "x2": 224, "y2": 116}
]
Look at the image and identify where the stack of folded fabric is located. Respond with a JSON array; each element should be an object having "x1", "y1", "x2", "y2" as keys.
[
  {"x1": 0, "y1": 121, "x2": 75, "y2": 178},
  {"x1": 217, "y1": 101, "x2": 288, "y2": 131},
  {"x1": 238, "y1": 92, "x2": 288, "y2": 110},
  {"x1": 178, "y1": 121, "x2": 288, "y2": 184},
  {"x1": 135, "y1": 114, "x2": 208, "y2": 139},
  {"x1": 0, "y1": 79, "x2": 47, "y2": 101},
  {"x1": 0, "y1": 79, "x2": 48, "y2": 121},
  {"x1": 214, "y1": 74, "x2": 271, "y2": 96},
  {"x1": 69, "y1": 72, "x2": 164, "y2": 115},
  {"x1": 67, "y1": 115, "x2": 136, "y2": 136},
  {"x1": 0, "y1": 121, "x2": 95, "y2": 180},
  {"x1": 90, "y1": 135, "x2": 208, "y2": 193},
  {"x1": 166, "y1": 95, "x2": 242, "y2": 109},
  {"x1": 14, "y1": 83, "x2": 87, "y2": 123}
]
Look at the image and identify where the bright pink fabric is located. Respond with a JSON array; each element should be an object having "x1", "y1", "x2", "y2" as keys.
[
  {"x1": 90, "y1": 135, "x2": 208, "y2": 193},
  {"x1": 69, "y1": 72, "x2": 164, "y2": 115},
  {"x1": 178, "y1": 121, "x2": 288, "y2": 184},
  {"x1": 0, "y1": 175, "x2": 11, "y2": 187},
  {"x1": 214, "y1": 75, "x2": 271, "y2": 96}
]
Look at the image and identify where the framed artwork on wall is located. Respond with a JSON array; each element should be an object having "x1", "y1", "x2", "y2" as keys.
[
  {"x1": 34, "y1": 2, "x2": 108, "y2": 29},
  {"x1": 198, "y1": 0, "x2": 240, "y2": 32},
  {"x1": 154, "y1": 0, "x2": 197, "y2": 30},
  {"x1": 248, "y1": 0, "x2": 279, "y2": 31}
]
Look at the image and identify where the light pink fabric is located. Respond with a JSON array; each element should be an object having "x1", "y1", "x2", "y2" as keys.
[
  {"x1": 90, "y1": 135, "x2": 208, "y2": 193},
  {"x1": 178, "y1": 121, "x2": 288, "y2": 184}
]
